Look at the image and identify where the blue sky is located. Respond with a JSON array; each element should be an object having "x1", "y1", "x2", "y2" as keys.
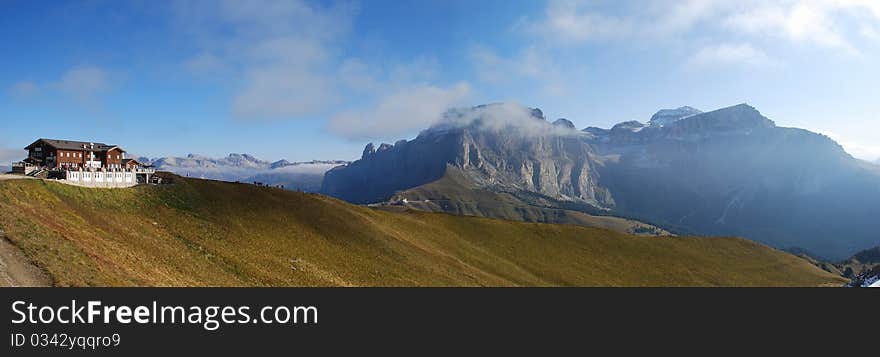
[{"x1": 2, "y1": 0, "x2": 880, "y2": 163}]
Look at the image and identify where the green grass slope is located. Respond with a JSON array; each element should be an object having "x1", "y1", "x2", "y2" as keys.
[
  {"x1": 389, "y1": 167, "x2": 670, "y2": 236},
  {"x1": 0, "y1": 178, "x2": 845, "y2": 287}
]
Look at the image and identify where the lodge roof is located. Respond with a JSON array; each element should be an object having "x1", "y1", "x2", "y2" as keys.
[{"x1": 25, "y1": 138, "x2": 125, "y2": 153}]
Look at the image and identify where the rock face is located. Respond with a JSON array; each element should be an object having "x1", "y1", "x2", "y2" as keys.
[
  {"x1": 648, "y1": 106, "x2": 702, "y2": 127},
  {"x1": 322, "y1": 102, "x2": 880, "y2": 259},
  {"x1": 323, "y1": 103, "x2": 612, "y2": 206},
  {"x1": 587, "y1": 104, "x2": 880, "y2": 259}
]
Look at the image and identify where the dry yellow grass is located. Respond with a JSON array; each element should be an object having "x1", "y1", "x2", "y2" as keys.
[{"x1": 0, "y1": 178, "x2": 846, "y2": 287}]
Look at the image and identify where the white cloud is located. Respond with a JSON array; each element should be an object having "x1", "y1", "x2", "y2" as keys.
[
  {"x1": 525, "y1": 0, "x2": 632, "y2": 44},
  {"x1": 818, "y1": 130, "x2": 880, "y2": 162},
  {"x1": 860, "y1": 24, "x2": 880, "y2": 40},
  {"x1": 722, "y1": 1, "x2": 857, "y2": 53},
  {"x1": 169, "y1": 0, "x2": 493, "y2": 143},
  {"x1": 337, "y1": 59, "x2": 380, "y2": 92},
  {"x1": 688, "y1": 43, "x2": 776, "y2": 68},
  {"x1": 472, "y1": 46, "x2": 548, "y2": 83},
  {"x1": 173, "y1": 0, "x2": 356, "y2": 120},
  {"x1": 51, "y1": 66, "x2": 112, "y2": 101},
  {"x1": 327, "y1": 82, "x2": 471, "y2": 140},
  {"x1": 184, "y1": 53, "x2": 227, "y2": 74},
  {"x1": 10, "y1": 66, "x2": 115, "y2": 102},
  {"x1": 233, "y1": 64, "x2": 340, "y2": 120},
  {"x1": 231, "y1": 38, "x2": 340, "y2": 119},
  {"x1": 9, "y1": 81, "x2": 39, "y2": 98},
  {"x1": 525, "y1": 0, "x2": 880, "y2": 56},
  {"x1": 470, "y1": 45, "x2": 572, "y2": 96},
  {"x1": 437, "y1": 102, "x2": 580, "y2": 137}
]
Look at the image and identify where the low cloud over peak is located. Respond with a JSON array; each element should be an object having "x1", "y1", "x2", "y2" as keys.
[
  {"x1": 429, "y1": 102, "x2": 581, "y2": 138},
  {"x1": 326, "y1": 82, "x2": 472, "y2": 140}
]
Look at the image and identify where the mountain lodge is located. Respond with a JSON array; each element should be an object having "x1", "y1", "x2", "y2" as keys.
[
  {"x1": 22, "y1": 138, "x2": 138, "y2": 170},
  {"x1": 12, "y1": 138, "x2": 154, "y2": 187}
]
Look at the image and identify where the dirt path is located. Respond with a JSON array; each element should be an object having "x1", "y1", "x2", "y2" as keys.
[{"x1": 0, "y1": 230, "x2": 51, "y2": 287}]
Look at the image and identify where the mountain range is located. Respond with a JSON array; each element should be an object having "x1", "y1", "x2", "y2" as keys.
[
  {"x1": 322, "y1": 103, "x2": 880, "y2": 260},
  {"x1": 139, "y1": 154, "x2": 347, "y2": 192}
]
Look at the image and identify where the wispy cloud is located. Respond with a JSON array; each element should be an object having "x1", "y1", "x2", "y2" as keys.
[
  {"x1": 183, "y1": 53, "x2": 227, "y2": 75},
  {"x1": 523, "y1": 0, "x2": 880, "y2": 59},
  {"x1": 818, "y1": 129, "x2": 880, "y2": 162},
  {"x1": 172, "y1": 0, "x2": 471, "y2": 136},
  {"x1": 470, "y1": 45, "x2": 571, "y2": 96},
  {"x1": 687, "y1": 43, "x2": 777, "y2": 68},
  {"x1": 327, "y1": 82, "x2": 471, "y2": 140},
  {"x1": 50, "y1": 66, "x2": 113, "y2": 101},
  {"x1": 471, "y1": 46, "x2": 552, "y2": 82},
  {"x1": 9, "y1": 81, "x2": 39, "y2": 99},
  {"x1": 436, "y1": 102, "x2": 581, "y2": 137},
  {"x1": 231, "y1": 38, "x2": 340, "y2": 119},
  {"x1": 722, "y1": 2, "x2": 857, "y2": 53},
  {"x1": 172, "y1": 0, "x2": 357, "y2": 120},
  {"x1": 9, "y1": 66, "x2": 115, "y2": 102},
  {"x1": 521, "y1": 0, "x2": 633, "y2": 44}
]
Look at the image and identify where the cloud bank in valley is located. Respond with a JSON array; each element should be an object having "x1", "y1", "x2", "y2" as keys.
[{"x1": 0, "y1": 148, "x2": 23, "y2": 171}]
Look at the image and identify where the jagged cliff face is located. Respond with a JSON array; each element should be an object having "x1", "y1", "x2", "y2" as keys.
[
  {"x1": 586, "y1": 104, "x2": 880, "y2": 259},
  {"x1": 443, "y1": 123, "x2": 612, "y2": 206},
  {"x1": 322, "y1": 103, "x2": 880, "y2": 259},
  {"x1": 321, "y1": 128, "x2": 463, "y2": 204},
  {"x1": 322, "y1": 103, "x2": 612, "y2": 205}
]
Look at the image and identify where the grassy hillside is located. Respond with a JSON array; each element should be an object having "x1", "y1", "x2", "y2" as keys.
[
  {"x1": 0, "y1": 177, "x2": 845, "y2": 287},
  {"x1": 389, "y1": 167, "x2": 670, "y2": 236}
]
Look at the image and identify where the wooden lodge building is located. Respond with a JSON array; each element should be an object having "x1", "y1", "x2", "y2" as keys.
[
  {"x1": 13, "y1": 138, "x2": 154, "y2": 188},
  {"x1": 23, "y1": 138, "x2": 142, "y2": 170}
]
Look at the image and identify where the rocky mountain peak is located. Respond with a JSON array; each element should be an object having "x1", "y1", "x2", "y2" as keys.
[
  {"x1": 648, "y1": 106, "x2": 702, "y2": 127},
  {"x1": 228, "y1": 153, "x2": 262, "y2": 162},
  {"x1": 552, "y1": 118, "x2": 575, "y2": 129},
  {"x1": 663, "y1": 103, "x2": 775, "y2": 136},
  {"x1": 530, "y1": 108, "x2": 546, "y2": 121},
  {"x1": 377, "y1": 143, "x2": 393, "y2": 152},
  {"x1": 582, "y1": 127, "x2": 610, "y2": 135},
  {"x1": 611, "y1": 121, "x2": 646, "y2": 132},
  {"x1": 270, "y1": 160, "x2": 291, "y2": 169},
  {"x1": 362, "y1": 143, "x2": 376, "y2": 159},
  {"x1": 323, "y1": 102, "x2": 880, "y2": 260}
]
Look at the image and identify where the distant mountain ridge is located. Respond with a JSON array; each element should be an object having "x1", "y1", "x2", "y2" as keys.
[
  {"x1": 322, "y1": 102, "x2": 880, "y2": 259},
  {"x1": 141, "y1": 153, "x2": 347, "y2": 191},
  {"x1": 324, "y1": 103, "x2": 611, "y2": 206}
]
